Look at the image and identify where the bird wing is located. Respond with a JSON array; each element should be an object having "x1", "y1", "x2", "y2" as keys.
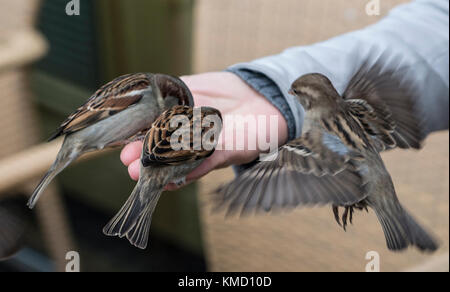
[
  {"x1": 48, "y1": 73, "x2": 151, "y2": 141},
  {"x1": 215, "y1": 129, "x2": 368, "y2": 215},
  {"x1": 142, "y1": 105, "x2": 222, "y2": 166},
  {"x1": 343, "y1": 51, "x2": 425, "y2": 150},
  {"x1": 345, "y1": 99, "x2": 396, "y2": 151}
]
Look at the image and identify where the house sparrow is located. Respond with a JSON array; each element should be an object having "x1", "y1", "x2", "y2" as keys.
[
  {"x1": 215, "y1": 53, "x2": 438, "y2": 252},
  {"x1": 28, "y1": 73, "x2": 194, "y2": 209},
  {"x1": 103, "y1": 105, "x2": 222, "y2": 249}
]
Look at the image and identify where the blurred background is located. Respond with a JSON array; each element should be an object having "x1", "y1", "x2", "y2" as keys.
[{"x1": 0, "y1": 0, "x2": 448, "y2": 272}]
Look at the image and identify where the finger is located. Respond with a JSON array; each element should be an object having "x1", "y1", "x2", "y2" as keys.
[
  {"x1": 128, "y1": 159, "x2": 140, "y2": 181},
  {"x1": 185, "y1": 150, "x2": 234, "y2": 182},
  {"x1": 120, "y1": 141, "x2": 143, "y2": 166},
  {"x1": 186, "y1": 157, "x2": 216, "y2": 182},
  {"x1": 165, "y1": 157, "x2": 221, "y2": 191}
]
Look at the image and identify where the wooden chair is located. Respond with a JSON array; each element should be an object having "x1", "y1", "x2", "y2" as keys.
[{"x1": 0, "y1": 0, "x2": 74, "y2": 271}]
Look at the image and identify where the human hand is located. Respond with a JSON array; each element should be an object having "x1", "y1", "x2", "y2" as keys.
[{"x1": 120, "y1": 71, "x2": 288, "y2": 190}]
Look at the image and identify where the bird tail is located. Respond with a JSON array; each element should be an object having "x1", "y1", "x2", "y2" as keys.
[
  {"x1": 372, "y1": 200, "x2": 438, "y2": 252},
  {"x1": 27, "y1": 146, "x2": 79, "y2": 209},
  {"x1": 103, "y1": 180, "x2": 162, "y2": 249}
]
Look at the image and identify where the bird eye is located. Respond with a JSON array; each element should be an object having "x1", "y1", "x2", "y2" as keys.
[{"x1": 289, "y1": 88, "x2": 300, "y2": 95}]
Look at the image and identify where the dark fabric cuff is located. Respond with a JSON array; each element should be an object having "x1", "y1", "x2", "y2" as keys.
[{"x1": 226, "y1": 68, "x2": 296, "y2": 141}]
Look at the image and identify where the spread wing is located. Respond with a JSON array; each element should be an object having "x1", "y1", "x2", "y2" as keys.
[
  {"x1": 343, "y1": 51, "x2": 425, "y2": 150},
  {"x1": 215, "y1": 129, "x2": 368, "y2": 215},
  {"x1": 48, "y1": 73, "x2": 152, "y2": 141},
  {"x1": 345, "y1": 99, "x2": 396, "y2": 151},
  {"x1": 142, "y1": 105, "x2": 222, "y2": 166}
]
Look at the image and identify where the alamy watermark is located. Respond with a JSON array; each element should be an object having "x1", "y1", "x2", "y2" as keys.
[
  {"x1": 365, "y1": 251, "x2": 380, "y2": 272},
  {"x1": 366, "y1": 0, "x2": 380, "y2": 16},
  {"x1": 168, "y1": 109, "x2": 279, "y2": 161},
  {"x1": 65, "y1": 251, "x2": 80, "y2": 272},
  {"x1": 66, "y1": 0, "x2": 80, "y2": 16}
]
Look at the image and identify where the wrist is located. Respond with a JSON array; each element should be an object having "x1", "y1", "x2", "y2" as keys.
[
  {"x1": 226, "y1": 71, "x2": 288, "y2": 147},
  {"x1": 227, "y1": 68, "x2": 295, "y2": 142}
]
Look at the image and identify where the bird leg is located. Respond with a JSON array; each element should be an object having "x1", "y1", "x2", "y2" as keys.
[
  {"x1": 342, "y1": 207, "x2": 349, "y2": 231},
  {"x1": 172, "y1": 176, "x2": 187, "y2": 187},
  {"x1": 107, "y1": 129, "x2": 149, "y2": 148},
  {"x1": 349, "y1": 207, "x2": 354, "y2": 224},
  {"x1": 332, "y1": 205, "x2": 341, "y2": 227},
  {"x1": 332, "y1": 201, "x2": 369, "y2": 231},
  {"x1": 126, "y1": 129, "x2": 149, "y2": 143}
]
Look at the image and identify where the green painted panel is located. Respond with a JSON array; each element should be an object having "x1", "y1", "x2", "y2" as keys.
[
  {"x1": 95, "y1": 0, "x2": 193, "y2": 81},
  {"x1": 36, "y1": 0, "x2": 100, "y2": 89}
]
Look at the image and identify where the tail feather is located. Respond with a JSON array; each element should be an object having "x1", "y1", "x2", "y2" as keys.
[
  {"x1": 28, "y1": 149, "x2": 78, "y2": 209},
  {"x1": 28, "y1": 170, "x2": 58, "y2": 209},
  {"x1": 125, "y1": 204, "x2": 155, "y2": 249},
  {"x1": 103, "y1": 181, "x2": 162, "y2": 249},
  {"x1": 373, "y1": 202, "x2": 438, "y2": 252},
  {"x1": 376, "y1": 208, "x2": 409, "y2": 250},
  {"x1": 402, "y1": 209, "x2": 439, "y2": 251}
]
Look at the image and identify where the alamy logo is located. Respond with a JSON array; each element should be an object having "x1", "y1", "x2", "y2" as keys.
[
  {"x1": 365, "y1": 0, "x2": 380, "y2": 16},
  {"x1": 365, "y1": 251, "x2": 380, "y2": 272},
  {"x1": 66, "y1": 0, "x2": 80, "y2": 16},
  {"x1": 65, "y1": 251, "x2": 80, "y2": 272},
  {"x1": 167, "y1": 111, "x2": 279, "y2": 161}
]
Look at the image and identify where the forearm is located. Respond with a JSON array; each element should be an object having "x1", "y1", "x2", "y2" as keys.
[{"x1": 229, "y1": 0, "x2": 449, "y2": 136}]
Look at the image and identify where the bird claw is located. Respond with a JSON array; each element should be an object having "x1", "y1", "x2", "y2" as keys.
[
  {"x1": 126, "y1": 129, "x2": 149, "y2": 144},
  {"x1": 332, "y1": 205, "x2": 341, "y2": 226},
  {"x1": 349, "y1": 207, "x2": 354, "y2": 224},
  {"x1": 342, "y1": 207, "x2": 349, "y2": 231},
  {"x1": 172, "y1": 177, "x2": 187, "y2": 187},
  {"x1": 332, "y1": 203, "x2": 368, "y2": 231}
]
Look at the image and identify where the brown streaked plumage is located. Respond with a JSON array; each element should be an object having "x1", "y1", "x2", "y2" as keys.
[
  {"x1": 29, "y1": 73, "x2": 194, "y2": 209},
  {"x1": 216, "y1": 52, "x2": 438, "y2": 252},
  {"x1": 103, "y1": 105, "x2": 222, "y2": 249},
  {"x1": 48, "y1": 73, "x2": 151, "y2": 141},
  {"x1": 342, "y1": 57, "x2": 425, "y2": 150},
  {"x1": 142, "y1": 106, "x2": 220, "y2": 166}
]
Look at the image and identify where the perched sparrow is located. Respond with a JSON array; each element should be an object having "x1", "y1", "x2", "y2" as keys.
[
  {"x1": 28, "y1": 73, "x2": 193, "y2": 209},
  {"x1": 215, "y1": 54, "x2": 438, "y2": 252},
  {"x1": 103, "y1": 105, "x2": 222, "y2": 249}
]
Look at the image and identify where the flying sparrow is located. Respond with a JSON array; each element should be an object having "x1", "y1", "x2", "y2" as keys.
[
  {"x1": 215, "y1": 53, "x2": 438, "y2": 252},
  {"x1": 103, "y1": 105, "x2": 222, "y2": 249},
  {"x1": 28, "y1": 73, "x2": 194, "y2": 209}
]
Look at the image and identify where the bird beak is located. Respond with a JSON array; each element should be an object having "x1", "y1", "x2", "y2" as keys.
[{"x1": 288, "y1": 89, "x2": 295, "y2": 96}]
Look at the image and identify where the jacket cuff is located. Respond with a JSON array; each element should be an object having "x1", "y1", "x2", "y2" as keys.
[{"x1": 226, "y1": 68, "x2": 297, "y2": 141}]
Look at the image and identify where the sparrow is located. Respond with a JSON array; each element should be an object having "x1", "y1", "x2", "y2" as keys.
[
  {"x1": 28, "y1": 73, "x2": 194, "y2": 209},
  {"x1": 103, "y1": 105, "x2": 222, "y2": 249},
  {"x1": 215, "y1": 53, "x2": 438, "y2": 252}
]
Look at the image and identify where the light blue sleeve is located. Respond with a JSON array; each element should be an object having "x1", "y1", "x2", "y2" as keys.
[{"x1": 228, "y1": 0, "x2": 449, "y2": 138}]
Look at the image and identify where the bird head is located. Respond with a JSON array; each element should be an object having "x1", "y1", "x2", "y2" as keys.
[
  {"x1": 289, "y1": 73, "x2": 340, "y2": 111},
  {"x1": 155, "y1": 74, "x2": 195, "y2": 108}
]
